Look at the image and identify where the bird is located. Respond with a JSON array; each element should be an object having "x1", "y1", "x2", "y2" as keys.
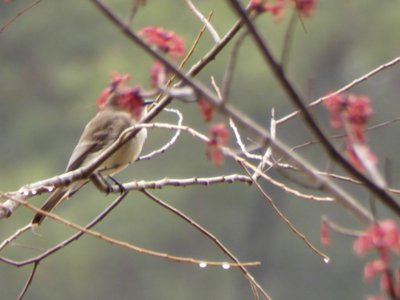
[{"x1": 32, "y1": 87, "x2": 150, "y2": 226}]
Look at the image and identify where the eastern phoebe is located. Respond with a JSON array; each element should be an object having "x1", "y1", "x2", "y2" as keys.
[{"x1": 32, "y1": 89, "x2": 149, "y2": 225}]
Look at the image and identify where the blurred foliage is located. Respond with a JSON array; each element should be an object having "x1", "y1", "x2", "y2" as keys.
[{"x1": 1, "y1": 1, "x2": 400, "y2": 299}]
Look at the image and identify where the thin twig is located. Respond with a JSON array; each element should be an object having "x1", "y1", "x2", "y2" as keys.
[
  {"x1": 240, "y1": 161, "x2": 330, "y2": 263},
  {"x1": 138, "y1": 108, "x2": 183, "y2": 161},
  {"x1": 0, "y1": 0, "x2": 42, "y2": 34},
  {"x1": 221, "y1": 27, "x2": 249, "y2": 101},
  {"x1": 142, "y1": 189, "x2": 271, "y2": 300},
  {"x1": 122, "y1": 123, "x2": 332, "y2": 201},
  {"x1": 126, "y1": 0, "x2": 145, "y2": 26},
  {"x1": 184, "y1": 0, "x2": 220, "y2": 43},
  {"x1": 227, "y1": 0, "x2": 400, "y2": 219},
  {"x1": 321, "y1": 215, "x2": 362, "y2": 238},
  {"x1": 271, "y1": 162, "x2": 400, "y2": 197},
  {"x1": 121, "y1": 174, "x2": 253, "y2": 191},
  {"x1": 120, "y1": 123, "x2": 333, "y2": 201},
  {"x1": 229, "y1": 118, "x2": 263, "y2": 161},
  {"x1": 17, "y1": 262, "x2": 38, "y2": 300},
  {"x1": 0, "y1": 194, "x2": 258, "y2": 268},
  {"x1": 210, "y1": 75, "x2": 223, "y2": 100},
  {"x1": 253, "y1": 109, "x2": 276, "y2": 180},
  {"x1": 280, "y1": 8, "x2": 297, "y2": 70},
  {"x1": 276, "y1": 56, "x2": 400, "y2": 125},
  {"x1": 154, "y1": 10, "x2": 212, "y2": 103},
  {"x1": 0, "y1": 224, "x2": 32, "y2": 251},
  {"x1": 0, "y1": 192, "x2": 129, "y2": 261},
  {"x1": 0, "y1": 0, "x2": 366, "y2": 227}
]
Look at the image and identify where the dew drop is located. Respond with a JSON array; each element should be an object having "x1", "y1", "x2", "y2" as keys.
[
  {"x1": 222, "y1": 262, "x2": 230, "y2": 270},
  {"x1": 22, "y1": 190, "x2": 29, "y2": 196},
  {"x1": 323, "y1": 257, "x2": 330, "y2": 264},
  {"x1": 47, "y1": 186, "x2": 55, "y2": 192},
  {"x1": 31, "y1": 190, "x2": 37, "y2": 195},
  {"x1": 199, "y1": 262, "x2": 207, "y2": 268}
]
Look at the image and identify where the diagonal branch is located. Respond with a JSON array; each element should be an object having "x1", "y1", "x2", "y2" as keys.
[
  {"x1": 0, "y1": 0, "x2": 42, "y2": 34},
  {"x1": 240, "y1": 161, "x2": 329, "y2": 262},
  {"x1": 276, "y1": 56, "x2": 400, "y2": 125},
  {"x1": 0, "y1": 193, "x2": 258, "y2": 269},
  {"x1": 90, "y1": 0, "x2": 375, "y2": 224},
  {"x1": 17, "y1": 262, "x2": 38, "y2": 300},
  {"x1": 0, "y1": 0, "x2": 376, "y2": 225},
  {"x1": 227, "y1": 0, "x2": 400, "y2": 219},
  {"x1": 142, "y1": 189, "x2": 272, "y2": 300},
  {"x1": 184, "y1": 0, "x2": 221, "y2": 43}
]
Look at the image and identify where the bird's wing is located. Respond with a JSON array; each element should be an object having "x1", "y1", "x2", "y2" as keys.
[{"x1": 66, "y1": 110, "x2": 132, "y2": 172}]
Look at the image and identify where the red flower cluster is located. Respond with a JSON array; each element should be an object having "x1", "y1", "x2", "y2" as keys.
[
  {"x1": 149, "y1": 60, "x2": 165, "y2": 88},
  {"x1": 198, "y1": 98, "x2": 215, "y2": 122},
  {"x1": 324, "y1": 93, "x2": 376, "y2": 170},
  {"x1": 354, "y1": 220, "x2": 400, "y2": 256},
  {"x1": 139, "y1": 26, "x2": 185, "y2": 57},
  {"x1": 250, "y1": 0, "x2": 285, "y2": 19},
  {"x1": 138, "y1": 26, "x2": 185, "y2": 87},
  {"x1": 320, "y1": 220, "x2": 330, "y2": 247},
  {"x1": 116, "y1": 87, "x2": 144, "y2": 120},
  {"x1": 250, "y1": 0, "x2": 317, "y2": 20},
  {"x1": 354, "y1": 220, "x2": 400, "y2": 298},
  {"x1": 344, "y1": 142, "x2": 377, "y2": 171},
  {"x1": 96, "y1": 72, "x2": 144, "y2": 120},
  {"x1": 325, "y1": 94, "x2": 372, "y2": 140},
  {"x1": 293, "y1": 0, "x2": 317, "y2": 17},
  {"x1": 206, "y1": 123, "x2": 229, "y2": 166},
  {"x1": 96, "y1": 72, "x2": 131, "y2": 110}
]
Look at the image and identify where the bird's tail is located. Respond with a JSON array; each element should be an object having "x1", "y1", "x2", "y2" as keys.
[
  {"x1": 31, "y1": 178, "x2": 88, "y2": 226},
  {"x1": 31, "y1": 187, "x2": 69, "y2": 226}
]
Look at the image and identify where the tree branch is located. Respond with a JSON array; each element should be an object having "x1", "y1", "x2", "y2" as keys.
[{"x1": 227, "y1": 0, "x2": 400, "y2": 218}]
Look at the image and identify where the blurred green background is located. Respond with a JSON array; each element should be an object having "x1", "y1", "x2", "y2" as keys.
[{"x1": 1, "y1": 1, "x2": 400, "y2": 299}]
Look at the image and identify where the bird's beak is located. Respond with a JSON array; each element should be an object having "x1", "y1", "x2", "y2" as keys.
[{"x1": 143, "y1": 99, "x2": 155, "y2": 106}]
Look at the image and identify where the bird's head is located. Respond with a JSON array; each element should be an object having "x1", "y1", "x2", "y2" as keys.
[{"x1": 97, "y1": 87, "x2": 153, "y2": 120}]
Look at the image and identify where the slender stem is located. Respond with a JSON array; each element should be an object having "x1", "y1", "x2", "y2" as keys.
[
  {"x1": 0, "y1": 0, "x2": 42, "y2": 34},
  {"x1": 227, "y1": 0, "x2": 400, "y2": 218},
  {"x1": 142, "y1": 189, "x2": 271, "y2": 300},
  {"x1": 17, "y1": 262, "x2": 38, "y2": 300}
]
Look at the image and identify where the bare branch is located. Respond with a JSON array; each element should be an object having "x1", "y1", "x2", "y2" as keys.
[
  {"x1": 321, "y1": 215, "x2": 362, "y2": 238},
  {"x1": 253, "y1": 109, "x2": 276, "y2": 180},
  {"x1": 0, "y1": 224, "x2": 32, "y2": 251},
  {"x1": 227, "y1": 0, "x2": 400, "y2": 219},
  {"x1": 118, "y1": 174, "x2": 253, "y2": 192},
  {"x1": 221, "y1": 27, "x2": 249, "y2": 101},
  {"x1": 280, "y1": 8, "x2": 298, "y2": 70},
  {"x1": 0, "y1": 193, "x2": 259, "y2": 269},
  {"x1": 138, "y1": 108, "x2": 183, "y2": 161},
  {"x1": 17, "y1": 262, "x2": 38, "y2": 300},
  {"x1": 142, "y1": 189, "x2": 271, "y2": 300},
  {"x1": 276, "y1": 56, "x2": 400, "y2": 125},
  {"x1": 126, "y1": 0, "x2": 146, "y2": 26},
  {"x1": 0, "y1": 0, "x2": 42, "y2": 34},
  {"x1": 230, "y1": 118, "x2": 263, "y2": 161},
  {"x1": 240, "y1": 162, "x2": 330, "y2": 263},
  {"x1": 184, "y1": 0, "x2": 221, "y2": 43}
]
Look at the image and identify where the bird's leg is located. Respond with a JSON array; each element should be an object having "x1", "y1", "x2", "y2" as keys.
[
  {"x1": 90, "y1": 173, "x2": 113, "y2": 194},
  {"x1": 91, "y1": 172, "x2": 126, "y2": 194},
  {"x1": 107, "y1": 176, "x2": 126, "y2": 194}
]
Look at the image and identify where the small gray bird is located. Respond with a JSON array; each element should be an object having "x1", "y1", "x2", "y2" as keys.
[{"x1": 32, "y1": 89, "x2": 149, "y2": 225}]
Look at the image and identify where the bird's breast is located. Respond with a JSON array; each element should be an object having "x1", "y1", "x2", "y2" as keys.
[{"x1": 100, "y1": 127, "x2": 147, "y2": 176}]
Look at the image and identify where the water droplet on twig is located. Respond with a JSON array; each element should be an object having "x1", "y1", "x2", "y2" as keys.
[{"x1": 222, "y1": 262, "x2": 230, "y2": 270}]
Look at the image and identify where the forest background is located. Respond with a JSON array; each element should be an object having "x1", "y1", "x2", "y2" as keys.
[{"x1": 1, "y1": 1, "x2": 400, "y2": 299}]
